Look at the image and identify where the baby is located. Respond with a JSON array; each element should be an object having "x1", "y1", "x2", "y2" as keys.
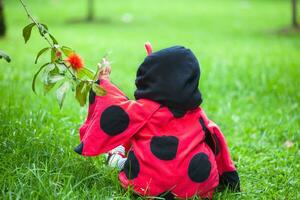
[{"x1": 75, "y1": 45, "x2": 240, "y2": 199}]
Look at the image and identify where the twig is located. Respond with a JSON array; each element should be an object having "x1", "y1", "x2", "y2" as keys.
[
  {"x1": 59, "y1": 62, "x2": 80, "y2": 81},
  {"x1": 19, "y1": 0, "x2": 54, "y2": 48}
]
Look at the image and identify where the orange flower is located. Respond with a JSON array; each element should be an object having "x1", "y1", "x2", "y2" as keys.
[{"x1": 66, "y1": 53, "x2": 84, "y2": 70}]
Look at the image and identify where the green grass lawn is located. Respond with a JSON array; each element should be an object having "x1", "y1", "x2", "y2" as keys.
[{"x1": 1, "y1": 0, "x2": 299, "y2": 199}]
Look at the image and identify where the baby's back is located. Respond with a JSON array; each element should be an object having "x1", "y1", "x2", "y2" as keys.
[{"x1": 119, "y1": 106, "x2": 219, "y2": 198}]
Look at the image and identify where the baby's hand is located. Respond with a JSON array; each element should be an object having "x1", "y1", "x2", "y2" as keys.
[{"x1": 98, "y1": 58, "x2": 111, "y2": 80}]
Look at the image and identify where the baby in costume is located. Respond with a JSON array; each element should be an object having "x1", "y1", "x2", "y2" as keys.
[{"x1": 75, "y1": 44, "x2": 240, "y2": 199}]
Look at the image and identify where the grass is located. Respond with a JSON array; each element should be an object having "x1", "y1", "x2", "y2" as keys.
[{"x1": 0, "y1": 0, "x2": 299, "y2": 199}]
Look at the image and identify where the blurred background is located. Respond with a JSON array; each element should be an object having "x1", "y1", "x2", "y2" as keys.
[{"x1": 0, "y1": 0, "x2": 299, "y2": 199}]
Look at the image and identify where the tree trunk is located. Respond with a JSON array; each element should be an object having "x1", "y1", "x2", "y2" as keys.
[
  {"x1": 87, "y1": 0, "x2": 94, "y2": 22},
  {"x1": 0, "y1": 0, "x2": 6, "y2": 36},
  {"x1": 292, "y1": 0, "x2": 299, "y2": 28}
]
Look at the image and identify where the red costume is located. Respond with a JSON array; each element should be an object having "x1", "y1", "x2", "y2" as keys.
[{"x1": 75, "y1": 46, "x2": 240, "y2": 199}]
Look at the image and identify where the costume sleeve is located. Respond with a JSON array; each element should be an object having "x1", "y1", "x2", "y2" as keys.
[
  {"x1": 78, "y1": 79, "x2": 128, "y2": 140},
  {"x1": 200, "y1": 110, "x2": 240, "y2": 191},
  {"x1": 75, "y1": 79, "x2": 160, "y2": 156}
]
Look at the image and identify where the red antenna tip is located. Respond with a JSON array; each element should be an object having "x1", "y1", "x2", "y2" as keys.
[{"x1": 145, "y1": 42, "x2": 152, "y2": 55}]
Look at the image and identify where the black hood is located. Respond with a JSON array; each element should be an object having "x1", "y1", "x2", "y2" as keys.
[{"x1": 134, "y1": 46, "x2": 202, "y2": 117}]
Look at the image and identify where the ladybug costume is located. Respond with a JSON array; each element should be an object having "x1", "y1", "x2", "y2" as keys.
[{"x1": 75, "y1": 46, "x2": 240, "y2": 199}]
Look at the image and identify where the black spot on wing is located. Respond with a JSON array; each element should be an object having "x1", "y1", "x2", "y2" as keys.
[
  {"x1": 199, "y1": 118, "x2": 220, "y2": 155},
  {"x1": 100, "y1": 105, "x2": 130, "y2": 136},
  {"x1": 212, "y1": 134, "x2": 220, "y2": 155},
  {"x1": 188, "y1": 153, "x2": 211, "y2": 183},
  {"x1": 124, "y1": 151, "x2": 140, "y2": 180},
  {"x1": 150, "y1": 136, "x2": 179, "y2": 160}
]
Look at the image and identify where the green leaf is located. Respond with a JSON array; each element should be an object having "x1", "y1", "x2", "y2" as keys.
[
  {"x1": 43, "y1": 69, "x2": 64, "y2": 95},
  {"x1": 38, "y1": 23, "x2": 48, "y2": 36},
  {"x1": 51, "y1": 48, "x2": 56, "y2": 62},
  {"x1": 23, "y1": 23, "x2": 35, "y2": 43},
  {"x1": 35, "y1": 47, "x2": 50, "y2": 64},
  {"x1": 92, "y1": 83, "x2": 106, "y2": 96},
  {"x1": 44, "y1": 82, "x2": 56, "y2": 95},
  {"x1": 77, "y1": 67, "x2": 95, "y2": 79},
  {"x1": 42, "y1": 64, "x2": 58, "y2": 84},
  {"x1": 32, "y1": 62, "x2": 51, "y2": 94},
  {"x1": 56, "y1": 63, "x2": 67, "y2": 74},
  {"x1": 41, "y1": 23, "x2": 48, "y2": 31},
  {"x1": 0, "y1": 50, "x2": 11, "y2": 63},
  {"x1": 48, "y1": 75, "x2": 65, "y2": 84},
  {"x1": 75, "y1": 81, "x2": 91, "y2": 106},
  {"x1": 49, "y1": 34, "x2": 58, "y2": 45},
  {"x1": 56, "y1": 81, "x2": 70, "y2": 109},
  {"x1": 70, "y1": 79, "x2": 76, "y2": 92},
  {"x1": 43, "y1": 63, "x2": 56, "y2": 75},
  {"x1": 61, "y1": 46, "x2": 73, "y2": 56},
  {"x1": 41, "y1": 64, "x2": 54, "y2": 84}
]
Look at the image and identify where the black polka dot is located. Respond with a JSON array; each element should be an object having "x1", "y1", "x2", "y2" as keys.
[
  {"x1": 100, "y1": 105, "x2": 130, "y2": 136},
  {"x1": 89, "y1": 80, "x2": 100, "y2": 104},
  {"x1": 124, "y1": 151, "x2": 140, "y2": 180},
  {"x1": 188, "y1": 153, "x2": 211, "y2": 183},
  {"x1": 150, "y1": 136, "x2": 179, "y2": 160},
  {"x1": 199, "y1": 118, "x2": 220, "y2": 155},
  {"x1": 212, "y1": 134, "x2": 220, "y2": 155},
  {"x1": 74, "y1": 142, "x2": 84, "y2": 155}
]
